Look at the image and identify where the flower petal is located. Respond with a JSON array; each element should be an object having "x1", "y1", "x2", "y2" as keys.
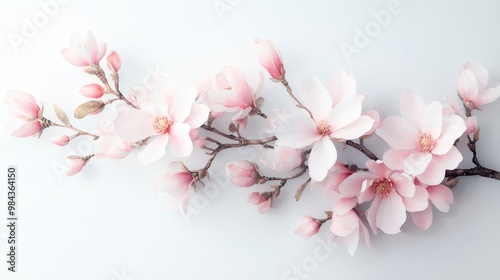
[
  {"x1": 300, "y1": 77, "x2": 332, "y2": 121},
  {"x1": 185, "y1": 103, "x2": 209, "y2": 128},
  {"x1": 308, "y1": 136, "x2": 337, "y2": 181},
  {"x1": 170, "y1": 87, "x2": 197, "y2": 123},
  {"x1": 327, "y1": 96, "x2": 361, "y2": 130},
  {"x1": 331, "y1": 115, "x2": 374, "y2": 140},
  {"x1": 339, "y1": 173, "x2": 377, "y2": 197},
  {"x1": 403, "y1": 152, "x2": 432, "y2": 176},
  {"x1": 403, "y1": 185, "x2": 429, "y2": 212},
  {"x1": 375, "y1": 192, "x2": 406, "y2": 234},
  {"x1": 475, "y1": 86, "x2": 500, "y2": 107},
  {"x1": 458, "y1": 69, "x2": 479, "y2": 101},
  {"x1": 391, "y1": 172, "x2": 416, "y2": 198},
  {"x1": 11, "y1": 121, "x2": 41, "y2": 137},
  {"x1": 433, "y1": 115, "x2": 466, "y2": 155},
  {"x1": 376, "y1": 116, "x2": 419, "y2": 150},
  {"x1": 169, "y1": 122, "x2": 193, "y2": 157},
  {"x1": 329, "y1": 71, "x2": 356, "y2": 106},
  {"x1": 427, "y1": 184, "x2": 453, "y2": 212},
  {"x1": 415, "y1": 159, "x2": 446, "y2": 185},
  {"x1": 114, "y1": 107, "x2": 156, "y2": 142},
  {"x1": 400, "y1": 90, "x2": 425, "y2": 128},
  {"x1": 465, "y1": 61, "x2": 489, "y2": 89},
  {"x1": 137, "y1": 134, "x2": 169, "y2": 165},
  {"x1": 333, "y1": 197, "x2": 358, "y2": 215},
  {"x1": 60, "y1": 47, "x2": 92, "y2": 67},
  {"x1": 383, "y1": 149, "x2": 412, "y2": 171},
  {"x1": 411, "y1": 206, "x2": 433, "y2": 230},
  {"x1": 275, "y1": 113, "x2": 320, "y2": 148},
  {"x1": 420, "y1": 101, "x2": 442, "y2": 139}
]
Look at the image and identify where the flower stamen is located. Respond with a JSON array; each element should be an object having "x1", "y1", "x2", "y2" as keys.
[
  {"x1": 153, "y1": 116, "x2": 172, "y2": 134},
  {"x1": 418, "y1": 133, "x2": 434, "y2": 153},
  {"x1": 371, "y1": 178, "x2": 393, "y2": 196},
  {"x1": 316, "y1": 120, "x2": 332, "y2": 135}
]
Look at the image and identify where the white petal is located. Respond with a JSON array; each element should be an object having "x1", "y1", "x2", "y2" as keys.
[
  {"x1": 308, "y1": 136, "x2": 337, "y2": 181},
  {"x1": 331, "y1": 115, "x2": 374, "y2": 140},
  {"x1": 329, "y1": 71, "x2": 356, "y2": 106},
  {"x1": 327, "y1": 96, "x2": 361, "y2": 130},
  {"x1": 137, "y1": 134, "x2": 169, "y2": 165},
  {"x1": 403, "y1": 152, "x2": 432, "y2": 176},
  {"x1": 420, "y1": 101, "x2": 442, "y2": 139},
  {"x1": 275, "y1": 113, "x2": 320, "y2": 148},
  {"x1": 114, "y1": 107, "x2": 156, "y2": 142},
  {"x1": 376, "y1": 192, "x2": 406, "y2": 234},
  {"x1": 169, "y1": 122, "x2": 193, "y2": 157},
  {"x1": 170, "y1": 87, "x2": 197, "y2": 123},
  {"x1": 376, "y1": 116, "x2": 419, "y2": 150},
  {"x1": 433, "y1": 114, "x2": 466, "y2": 155},
  {"x1": 400, "y1": 90, "x2": 425, "y2": 128},
  {"x1": 300, "y1": 77, "x2": 332, "y2": 121},
  {"x1": 185, "y1": 103, "x2": 209, "y2": 128}
]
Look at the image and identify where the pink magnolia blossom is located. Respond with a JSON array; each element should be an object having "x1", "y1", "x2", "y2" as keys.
[
  {"x1": 80, "y1": 84, "x2": 105, "y2": 98},
  {"x1": 225, "y1": 160, "x2": 260, "y2": 187},
  {"x1": 458, "y1": 61, "x2": 500, "y2": 110},
  {"x1": 338, "y1": 160, "x2": 428, "y2": 234},
  {"x1": 204, "y1": 66, "x2": 262, "y2": 130},
  {"x1": 376, "y1": 91, "x2": 466, "y2": 185},
  {"x1": 247, "y1": 191, "x2": 272, "y2": 214},
  {"x1": 465, "y1": 116, "x2": 478, "y2": 136},
  {"x1": 254, "y1": 38, "x2": 284, "y2": 81},
  {"x1": 275, "y1": 77, "x2": 374, "y2": 181},
  {"x1": 66, "y1": 156, "x2": 87, "y2": 176},
  {"x1": 94, "y1": 121, "x2": 132, "y2": 159},
  {"x1": 106, "y1": 50, "x2": 122, "y2": 72},
  {"x1": 410, "y1": 179, "x2": 454, "y2": 230},
  {"x1": 60, "y1": 31, "x2": 107, "y2": 67},
  {"x1": 260, "y1": 144, "x2": 302, "y2": 173},
  {"x1": 329, "y1": 210, "x2": 371, "y2": 256},
  {"x1": 114, "y1": 76, "x2": 209, "y2": 165},
  {"x1": 4, "y1": 90, "x2": 43, "y2": 137},
  {"x1": 294, "y1": 216, "x2": 321, "y2": 238},
  {"x1": 51, "y1": 135, "x2": 70, "y2": 146},
  {"x1": 155, "y1": 161, "x2": 195, "y2": 213}
]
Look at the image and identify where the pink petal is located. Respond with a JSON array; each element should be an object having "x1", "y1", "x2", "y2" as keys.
[
  {"x1": 170, "y1": 87, "x2": 197, "y2": 123},
  {"x1": 458, "y1": 69, "x2": 479, "y2": 101},
  {"x1": 391, "y1": 172, "x2": 415, "y2": 198},
  {"x1": 376, "y1": 116, "x2": 419, "y2": 150},
  {"x1": 81, "y1": 31, "x2": 99, "y2": 64},
  {"x1": 433, "y1": 114, "x2": 466, "y2": 155},
  {"x1": 114, "y1": 107, "x2": 156, "y2": 142},
  {"x1": 185, "y1": 103, "x2": 209, "y2": 128},
  {"x1": 168, "y1": 122, "x2": 193, "y2": 157},
  {"x1": 416, "y1": 159, "x2": 446, "y2": 185},
  {"x1": 327, "y1": 96, "x2": 361, "y2": 130},
  {"x1": 475, "y1": 86, "x2": 500, "y2": 107},
  {"x1": 365, "y1": 160, "x2": 388, "y2": 178},
  {"x1": 400, "y1": 90, "x2": 425, "y2": 128},
  {"x1": 330, "y1": 115, "x2": 374, "y2": 140},
  {"x1": 333, "y1": 197, "x2": 358, "y2": 215},
  {"x1": 375, "y1": 192, "x2": 406, "y2": 234},
  {"x1": 366, "y1": 195, "x2": 382, "y2": 234},
  {"x1": 383, "y1": 149, "x2": 412, "y2": 171},
  {"x1": 329, "y1": 71, "x2": 356, "y2": 106},
  {"x1": 427, "y1": 184, "x2": 453, "y2": 212},
  {"x1": 465, "y1": 61, "x2": 489, "y2": 89},
  {"x1": 434, "y1": 145, "x2": 463, "y2": 170},
  {"x1": 137, "y1": 134, "x2": 169, "y2": 165},
  {"x1": 411, "y1": 206, "x2": 433, "y2": 230},
  {"x1": 420, "y1": 101, "x2": 442, "y2": 139},
  {"x1": 11, "y1": 121, "x2": 42, "y2": 137},
  {"x1": 300, "y1": 77, "x2": 332, "y2": 121},
  {"x1": 338, "y1": 173, "x2": 376, "y2": 197},
  {"x1": 60, "y1": 47, "x2": 92, "y2": 67},
  {"x1": 402, "y1": 184, "x2": 429, "y2": 212},
  {"x1": 6, "y1": 90, "x2": 40, "y2": 119},
  {"x1": 403, "y1": 152, "x2": 432, "y2": 176},
  {"x1": 465, "y1": 116, "x2": 477, "y2": 135},
  {"x1": 330, "y1": 210, "x2": 359, "y2": 237},
  {"x1": 275, "y1": 113, "x2": 320, "y2": 148},
  {"x1": 308, "y1": 136, "x2": 337, "y2": 181}
]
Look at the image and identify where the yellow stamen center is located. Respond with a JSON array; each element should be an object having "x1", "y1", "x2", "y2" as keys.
[
  {"x1": 372, "y1": 178, "x2": 393, "y2": 196},
  {"x1": 153, "y1": 116, "x2": 172, "y2": 134},
  {"x1": 418, "y1": 133, "x2": 434, "y2": 153},
  {"x1": 316, "y1": 120, "x2": 332, "y2": 135}
]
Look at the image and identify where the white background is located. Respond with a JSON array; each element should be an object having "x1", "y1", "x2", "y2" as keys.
[{"x1": 1, "y1": 0, "x2": 500, "y2": 279}]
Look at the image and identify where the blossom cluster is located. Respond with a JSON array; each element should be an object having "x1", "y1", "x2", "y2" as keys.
[{"x1": 5, "y1": 31, "x2": 500, "y2": 255}]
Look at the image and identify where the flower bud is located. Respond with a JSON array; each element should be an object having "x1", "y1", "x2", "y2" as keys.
[
  {"x1": 254, "y1": 38, "x2": 285, "y2": 81},
  {"x1": 106, "y1": 50, "x2": 122, "y2": 72},
  {"x1": 66, "y1": 156, "x2": 86, "y2": 176},
  {"x1": 80, "y1": 84, "x2": 105, "y2": 98},
  {"x1": 247, "y1": 191, "x2": 272, "y2": 214},
  {"x1": 294, "y1": 216, "x2": 321, "y2": 238},
  {"x1": 51, "y1": 135, "x2": 70, "y2": 146},
  {"x1": 225, "y1": 160, "x2": 260, "y2": 187}
]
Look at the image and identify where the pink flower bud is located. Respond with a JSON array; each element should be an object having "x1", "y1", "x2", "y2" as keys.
[
  {"x1": 66, "y1": 157, "x2": 86, "y2": 176},
  {"x1": 51, "y1": 135, "x2": 70, "y2": 146},
  {"x1": 294, "y1": 216, "x2": 321, "y2": 238},
  {"x1": 247, "y1": 192, "x2": 272, "y2": 214},
  {"x1": 254, "y1": 38, "x2": 284, "y2": 81},
  {"x1": 80, "y1": 84, "x2": 105, "y2": 98},
  {"x1": 465, "y1": 116, "x2": 478, "y2": 135},
  {"x1": 106, "y1": 50, "x2": 122, "y2": 72},
  {"x1": 225, "y1": 160, "x2": 260, "y2": 187}
]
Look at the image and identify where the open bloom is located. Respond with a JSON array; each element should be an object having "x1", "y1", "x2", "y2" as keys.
[
  {"x1": 410, "y1": 179, "x2": 454, "y2": 230},
  {"x1": 376, "y1": 91, "x2": 466, "y2": 185},
  {"x1": 155, "y1": 161, "x2": 195, "y2": 213},
  {"x1": 254, "y1": 38, "x2": 284, "y2": 80},
  {"x1": 338, "y1": 160, "x2": 427, "y2": 234},
  {"x1": 294, "y1": 216, "x2": 321, "y2": 238},
  {"x1": 94, "y1": 121, "x2": 132, "y2": 159},
  {"x1": 114, "y1": 76, "x2": 209, "y2": 164},
  {"x1": 458, "y1": 61, "x2": 500, "y2": 110},
  {"x1": 226, "y1": 160, "x2": 260, "y2": 187},
  {"x1": 275, "y1": 77, "x2": 374, "y2": 181},
  {"x1": 310, "y1": 162, "x2": 353, "y2": 193},
  {"x1": 204, "y1": 66, "x2": 262, "y2": 130},
  {"x1": 60, "y1": 30, "x2": 107, "y2": 67},
  {"x1": 5, "y1": 90, "x2": 43, "y2": 137}
]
